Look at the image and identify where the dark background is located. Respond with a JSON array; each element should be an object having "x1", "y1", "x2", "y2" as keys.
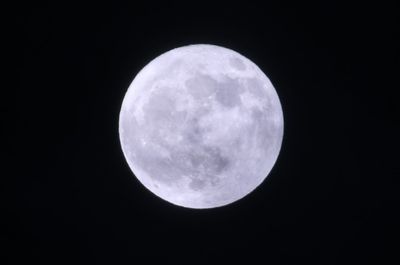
[{"x1": 6, "y1": 1, "x2": 398, "y2": 264}]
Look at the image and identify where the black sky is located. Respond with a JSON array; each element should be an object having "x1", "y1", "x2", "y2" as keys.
[{"x1": 6, "y1": 1, "x2": 398, "y2": 264}]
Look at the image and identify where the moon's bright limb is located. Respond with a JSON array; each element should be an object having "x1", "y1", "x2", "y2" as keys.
[{"x1": 119, "y1": 44, "x2": 284, "y2": 209}]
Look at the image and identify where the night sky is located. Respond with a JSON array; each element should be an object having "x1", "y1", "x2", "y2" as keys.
[{"x1": 7, "y1": 1, "x2": 397, "y2": 264}]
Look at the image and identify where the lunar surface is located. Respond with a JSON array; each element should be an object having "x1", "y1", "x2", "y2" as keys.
[{"x1": 119, "y1": 44, "x2": 284, "y2": 209}]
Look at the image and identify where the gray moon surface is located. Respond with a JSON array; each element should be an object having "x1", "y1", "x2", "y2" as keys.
[{"x1": 119, "y1": 44, "x2": 284, "y2": 209}]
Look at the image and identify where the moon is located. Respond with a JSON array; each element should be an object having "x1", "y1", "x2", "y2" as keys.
[{"x1": 119, "y1": 44, "x2": 284, "y2": 209}]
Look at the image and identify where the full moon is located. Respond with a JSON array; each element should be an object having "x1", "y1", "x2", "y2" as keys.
[{"x1": 119, "y1": 44, "x2": 284, "y2": 209}]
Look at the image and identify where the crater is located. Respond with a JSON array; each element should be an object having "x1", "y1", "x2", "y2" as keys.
[
  {"x1": 142, "y1": 88, "x2": 176, "y2": 122},
  {"x1": 135, "y1": 151, "x2": 177, "y2": 185},
  {"x1": 189, "y1": 178, "x2": 206, "y2": 191},
  {"x1": 245, "y1": 77, "x2": 268, "y2": 98},
  {"x1": 215, "y1": 77, "x2": 243, "y2": 108},
  {"x1": 229, "y1": 57, "x2": 246, "y2": 71},
  {"x1": 251, "y1": 107, "x2": 264, "y2": 121},
  {"x1": 183, "y1": 145, "x2": 230, "y2": 175},
  {"x1": 183, "y1": 117, "x2": 205, "y2": 144},
  {"x1": 202, "y1": 146, "x2": 230, "y2": 174},
  {"x1": 185, "y1": 74, "x2": 218, "y2": 99}
]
